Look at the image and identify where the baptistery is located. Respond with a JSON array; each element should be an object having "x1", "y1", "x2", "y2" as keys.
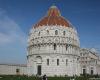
[{"x1": 27, "y1": 6, "x2": 80, "y2": 76}]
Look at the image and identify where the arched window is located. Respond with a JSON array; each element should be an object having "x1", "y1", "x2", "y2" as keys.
[
  {"x1": 47, "y1": 30, "x2": 49, "y2": 35},
  {"x1": 55, "y1": 30, "x2": 58, "y2": 35},
  {"x1": 54, "y1": 43, "x2": 56, "y2": 50},
  {"x1": 47, "y1": 59, "x2": 49, "y2": 66},
  {"x1": 38, "y1": 44, "x2": 40, "y2": 50},
  {"x1": 63, "y1": 31, "x2": 66, "y2": 36},
  {"x1": 66, "y1": 59, "x2": 68, "y2": 66},
  {"x1": 57, "y1": 59, "x2": 59, "y2": 66},
  {"x1": 66, "y1": 44, "x2": 68, "y2": 50},
  {"x1": 38, "y1": 32, "x2": 40, "y2": 36}
]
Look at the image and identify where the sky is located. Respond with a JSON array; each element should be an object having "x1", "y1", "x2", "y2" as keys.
[{"x1": 0, "y1": 0, "x2": 100, "y2": 64}]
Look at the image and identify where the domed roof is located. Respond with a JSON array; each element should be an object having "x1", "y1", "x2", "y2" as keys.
[{"x1": 34, "y1": 6, "x2": 71, "y2": 28}]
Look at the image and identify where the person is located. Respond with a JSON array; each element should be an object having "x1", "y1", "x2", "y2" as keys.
[{"x1": 42, "y1": 75, "x2": 47, "y2": 80}]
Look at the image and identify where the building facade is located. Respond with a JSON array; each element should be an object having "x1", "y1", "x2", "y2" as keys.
[
  {"x1": 80, "y1": 48, "x2": 100, "y2": 75},
  {"x1": 27, "y1": 6, "x2": 80, "y2": 76}
]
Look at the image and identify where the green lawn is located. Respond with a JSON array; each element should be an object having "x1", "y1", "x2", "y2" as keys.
[{"x1": 0, "y1": 75, "x2": 99, "y2": 80}]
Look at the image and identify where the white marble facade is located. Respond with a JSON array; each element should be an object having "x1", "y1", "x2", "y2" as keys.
[
  {"x1": 27, "y1": 6, "x2": 100, "y2": 76},
  {"x1": 80, "y1": 48, "x2": 100, "y2": 75},
  {"x1": 27, "y1": 23, "x2": 80, "y2": 76}
]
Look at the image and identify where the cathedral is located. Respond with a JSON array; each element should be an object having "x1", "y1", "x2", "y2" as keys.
[
  {"x1": 27, "y1": 5, "x2": 100, "y2": 76},
  {"x1": 0, "y1": 5, "x2": 100, "y2": 76}
]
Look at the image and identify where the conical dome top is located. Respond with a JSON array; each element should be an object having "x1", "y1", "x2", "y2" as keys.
[
  {"x1": 47, "y1": 5, "x2": 61, "y2": 16},
  {"x1": 34, "y1": 6, "x2": 71, "y2": 28}
]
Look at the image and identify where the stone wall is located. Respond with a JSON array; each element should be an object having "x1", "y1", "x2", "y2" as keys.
[{"x1": 0, "y1": 64, "x2": 27, "y2": 75}]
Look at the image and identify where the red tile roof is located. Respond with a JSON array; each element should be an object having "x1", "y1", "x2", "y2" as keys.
[{"x1": 34, "y1": 6, "x2": 71, "y2": 28}]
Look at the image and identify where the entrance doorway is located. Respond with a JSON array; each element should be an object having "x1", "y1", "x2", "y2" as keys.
[
  {"x1": 83, "y1": 69, "x2": 86, "y2": 74},
  {"x1": 37, "y1": 65, "x2": 41, "y2": 75},
  {"x1": 91, "y1": 67, "x2": 94, "y2": 75}
]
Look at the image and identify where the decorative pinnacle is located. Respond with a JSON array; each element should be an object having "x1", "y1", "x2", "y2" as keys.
[{"x1": 50, "y1": 4, "x2": 57, "y2": 9}]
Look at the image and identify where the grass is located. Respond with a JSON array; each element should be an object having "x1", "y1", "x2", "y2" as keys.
[{"x1": 0, "y1": 75, "x2": 99, "y2": 80}]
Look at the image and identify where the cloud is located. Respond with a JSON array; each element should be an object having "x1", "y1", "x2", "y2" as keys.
[
  {"x1": 0, "y1": 8, "x2": 27, "y2": 64},
  {"x1": 0, "y1": 9, "x2": 27, "y2": 45},
  {"x1": 0, "y1": 33, "x2": 12, "y2": 44}
]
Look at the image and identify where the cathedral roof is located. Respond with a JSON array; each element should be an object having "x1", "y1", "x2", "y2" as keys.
[{"x1": 34, "y1": 5, "x2": 72, "y2": 28}]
